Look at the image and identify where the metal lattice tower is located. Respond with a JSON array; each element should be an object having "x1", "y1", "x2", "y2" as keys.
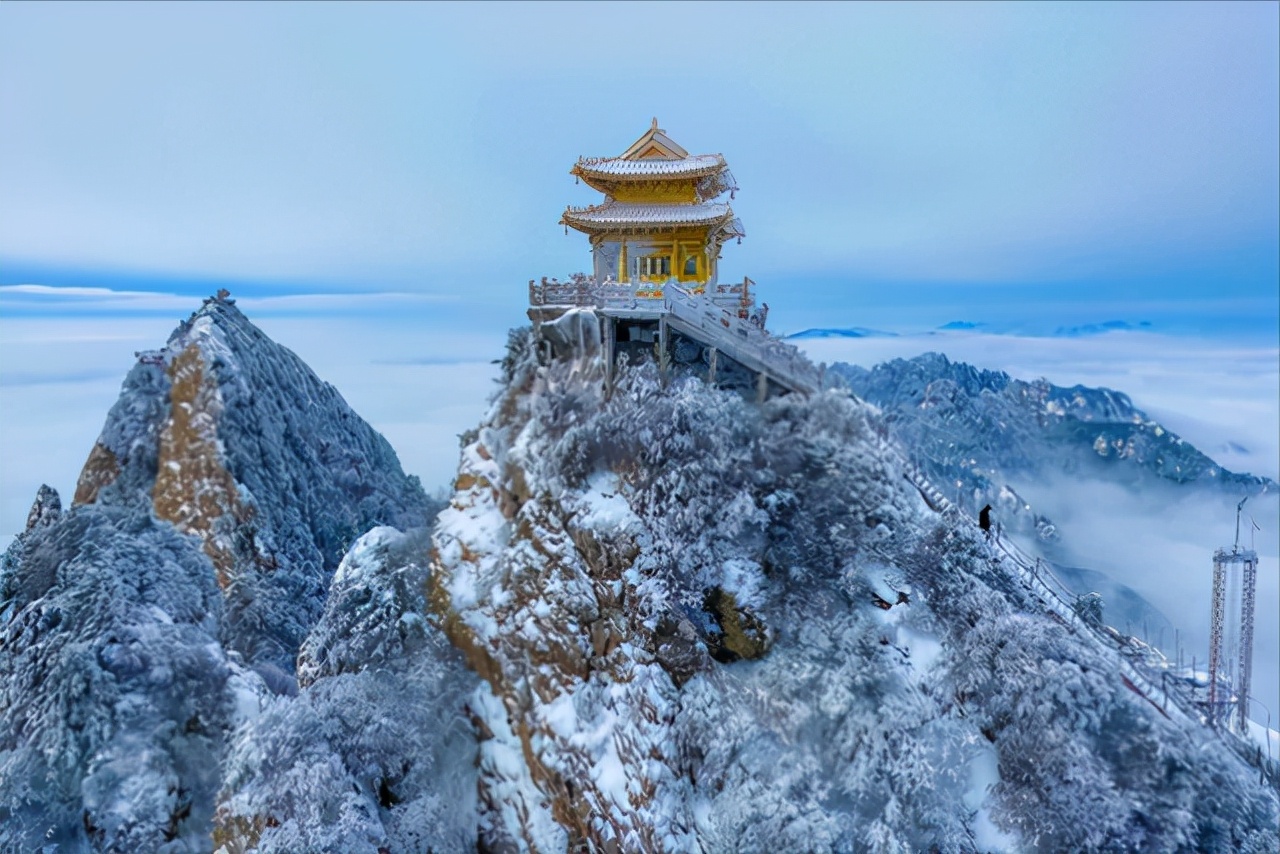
[
  {"x1": 1208, "y1": 498, "x2": 1260, "y2": 731},
  {"x1": 1208, "y1": 552, "x2": 1227, "y2": 722},
  {"x1": 1237, "y1": 554, "x2": 1257, "y2": 732}
]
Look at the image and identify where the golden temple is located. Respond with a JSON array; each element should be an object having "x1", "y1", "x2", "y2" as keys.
[{"x1": 561, "y1": 119, "x2": 745, "y2": 289}]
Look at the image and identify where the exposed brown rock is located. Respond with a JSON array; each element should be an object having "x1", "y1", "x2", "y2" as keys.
[
  {"x1": 150, "y1": 344, "x2": 248, "y2": 588},
  {"x1": 433, "y1": 457, "x2": 674, "y2": 850},
  {"x1": 211, "y1": 809, "x2": 278, "y2": 854},
  {"x1": 703, "y1": 587, "x2": 771, "y2": 662},
  {"x1": 72, "y1": 442, "x2": 120, "y2": 505}
]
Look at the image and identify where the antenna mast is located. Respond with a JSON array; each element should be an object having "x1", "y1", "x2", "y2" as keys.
[{"x1": 1234, "y1": 496, "x2": 1248, "y2": 552}]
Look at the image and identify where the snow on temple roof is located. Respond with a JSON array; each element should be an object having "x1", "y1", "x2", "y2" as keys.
[
  {"x1": 619, "y1": 118, "x2": 689, "y2": 160},
  {"x1": 561, "y1": 201, "x2": 735, "y2": 228},
  {"x1": 573, "y1": 153, "x2": 726, "y2": 179}
]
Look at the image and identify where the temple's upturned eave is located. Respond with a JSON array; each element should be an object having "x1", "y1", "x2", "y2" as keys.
[
  {"x1": 563, "y1": 220, "x2": 718, "y2": 236},
  {"x1": 560, "y1": 218, "x2": 726, "y2": 235},
  {"x1": 560, "y1": 202, "x2": 735, "y2": 232},
  {"x1": 571, "y1": 154, "x2": 726, "y2": 179}
]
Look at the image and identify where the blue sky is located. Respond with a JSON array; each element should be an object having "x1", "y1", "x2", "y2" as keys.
[{"x1": 2, "y1": 1, "x2": 1277, "y2": 335}]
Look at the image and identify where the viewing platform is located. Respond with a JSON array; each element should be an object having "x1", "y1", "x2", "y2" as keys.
[{"x1": 529, "y1": 274, "x2": 823, "y2": 397}]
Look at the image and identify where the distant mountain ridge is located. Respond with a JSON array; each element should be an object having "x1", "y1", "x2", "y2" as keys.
[
  {"x1": 833, "y1": 351, "x2": 1273, "y2": 497},
  {"x1": 785, "y1": 326, "x2": 898, "y2": 339},
  {"x1": 792, "y1": 319, "x2": 1160, "y2": 337}
]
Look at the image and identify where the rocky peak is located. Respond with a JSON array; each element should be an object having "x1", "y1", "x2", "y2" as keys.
[
  {"x1": 68, "y1": 293, "x2": 435, "y2": 671},
  {"x1": 24, "y1": 484, "x2": 61, "y2": 531},
  {"x1": 1, "y1": 296, "x2": 457, "y2": 853}
]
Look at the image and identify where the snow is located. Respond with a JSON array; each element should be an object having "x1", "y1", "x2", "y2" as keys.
[
  {"x1": 564, "y1": 201, "x2": 732, "y2": 226},
  {"x1": 964, "y1": 745, "x2": 1017, "y2": 852},
  {"x1": 227, "y1": 665, "x2": 267, "y2": 727},
  {"x1": 574, "y1": 472, "x2": 637, "y2": 531},
  {"x1": 575, "y1": 153, "x2": 724, "y2": 177},
  {"x1": 7, "y1": 302, "x2": 1278, "y2": 852},
  {"x1": 898, "y1": 624, "x2": 944, "y2": 673},
  {"x1": 1245, "y1": 718, "x2": 1280, "y2": 761},
  {"x1": 330, "y1": 525, "x2": 403, "y2": 587},
  {"x1": 593, "y1": 730, "x2": 629, "y2": 808}
]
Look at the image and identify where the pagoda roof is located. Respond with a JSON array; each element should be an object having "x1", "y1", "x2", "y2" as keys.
[
  {"x1": 561, "y1": 201, "x2": 745, "y2": 238},
  {"x1": 571, "y1": 120, "x2": 733, "y2": 188},
  {"x1": 572, "y1": 153, "x2": 726, "y2": 181}
]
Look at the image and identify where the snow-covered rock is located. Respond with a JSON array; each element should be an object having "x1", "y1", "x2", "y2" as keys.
[
  {"x1": 24, "y1": 483, "x2": 61, "y2": 531},
  {"x1": 430, "y1": 330, "x2": 1279, "y2": 852},
  {"x1": 1, "y1": 506, "x2": 233, "y2": 852},
  {"x1": 215, "y1": 527, "x2": 478, "y2": 854}
]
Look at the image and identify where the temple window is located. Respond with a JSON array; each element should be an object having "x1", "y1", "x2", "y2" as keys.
[
  {"x1": 684, "y1": 255, "x2": 698, "y2": 276},
  {"x1": 641, "y1": 255, "x2": 671, "y2": 277}
]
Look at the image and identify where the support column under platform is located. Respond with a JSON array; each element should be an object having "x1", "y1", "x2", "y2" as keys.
[
  {"x1": 658, "y1": 316, "x2": 670, "y2": 377},
  {"x1": 602, "y1": 315, "x2": 616, "y2": 395}
]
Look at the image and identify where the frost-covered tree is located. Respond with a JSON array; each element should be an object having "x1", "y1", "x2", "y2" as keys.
[
  {"x1": 0, "y1": 297, "x2": 459, "y2": 853},
  {"x1": 216, "y1": 527, "x2": 479, "y2": 854},
  {"x1": 0, "y1": 506, "x2": 232, "y2": 853}
]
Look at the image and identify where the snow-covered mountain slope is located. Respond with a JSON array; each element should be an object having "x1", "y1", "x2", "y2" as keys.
[
  {"x1": 829, "y1": 352, "x2": 1279, "y2": 644},
  {"x1": 431, "y1": 325, "x2": 1279, "y2": 852},
  {"x1": 1, "y1": 505, "x2": 235, "y2": 851},
  {"x1": 213, "y1": 526, "x2": 478, "y2": 853},
  {"x1": 0, "y1": 295, "x2": 465, "y2": 853}
]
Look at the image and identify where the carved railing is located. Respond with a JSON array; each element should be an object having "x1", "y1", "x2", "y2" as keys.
[
  {"x1": 529, "y1": 274, "x2": 667, "y2": 308},
  {"x1": 530, "y1": 275, "x2": 762, "y2": 313}
]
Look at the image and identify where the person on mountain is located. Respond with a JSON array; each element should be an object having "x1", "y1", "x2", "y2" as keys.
[{"x1": 979, "y1": 504, "x2": 993, "y2": 539}]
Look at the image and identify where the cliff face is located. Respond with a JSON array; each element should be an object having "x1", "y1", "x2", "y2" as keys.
[{"x1": 431, "y1": 326, "x2": 1278, "y2": 852}]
